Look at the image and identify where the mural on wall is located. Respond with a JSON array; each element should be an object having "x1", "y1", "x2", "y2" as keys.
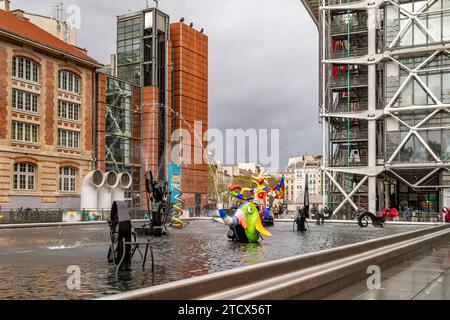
[{"x1": 62, "y1": 210, "x2": 102, "y2": 222}]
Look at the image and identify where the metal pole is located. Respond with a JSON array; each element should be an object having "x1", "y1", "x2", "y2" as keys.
[
  {"x1": 367, "y1": 7, "x2": 377, "y2": 213},
  {"x1": 321, "y1": 2, "x2": 328, "y2": 210}
]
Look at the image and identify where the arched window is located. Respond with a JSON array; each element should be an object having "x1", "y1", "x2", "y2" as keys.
[
  {"x1": 58, "y1": 70, "x2": 81, "y2": 94},
  {"x1": 12, "y1": 56, "x2": 40, "y2": 83},
  {"x1": 59, "y1": 167, "x2": 77, "y2": 192},
  {"x1": 13, "y1": 163, "x2": 36, "y2": 190}
]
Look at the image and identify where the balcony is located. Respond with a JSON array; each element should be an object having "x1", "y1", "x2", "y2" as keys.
[
  {"x1": 331, "y1": 151, "x2": 368, "y2": 167},
  {"x1": 330, "y1": 47, "x2": 367, "y2": 59},
  {"x1": 331, "y1": 128, "x2": 368, "y2": 141},
  {"x1": 327, "y1": 0, "x2": 365, "y2": 6},
  {"x1": 330, "y1": 74, "x2": 368, "y2": 88},
  {"x1": 330, "y1": 100, "x2": 368, "y2": 113},
  {"x1": 330, "y1": 20, "x2": 367, "y2": 36}
]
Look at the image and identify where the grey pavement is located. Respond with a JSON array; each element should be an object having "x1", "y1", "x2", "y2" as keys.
[{"x1": 325, "y1": 243, "x2": 450, "y2": 300}]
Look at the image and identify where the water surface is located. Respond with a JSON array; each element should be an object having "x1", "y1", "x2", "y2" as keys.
[{"x1": 0, "y1": 221, "x2": 429, "y2": 299}]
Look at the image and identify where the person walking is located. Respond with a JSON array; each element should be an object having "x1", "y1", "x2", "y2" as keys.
[{"x1": 443, "y1": 207, "x2": 450, "y2": 223}]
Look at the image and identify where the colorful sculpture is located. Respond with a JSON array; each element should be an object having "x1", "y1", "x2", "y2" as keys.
[
  {"x1": 218, "y1": 200, "x2": 272, "y2": 243},
  {"x1": 230, "y1": 174, "x2": 285, "y2": 219},
  {"x1": 217, "y1": 175, "x2": 284, "y2": 242},
  {"x1": 380, "y1": 207, "x2": 399, "y2": 221},
  {"x1": 168, "y1": 165, "x2": 184, "y2": 229}
]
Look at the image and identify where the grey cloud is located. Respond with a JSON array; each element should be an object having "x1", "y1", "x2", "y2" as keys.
[{"x1": 11, "y1": 0, "x2": 321, "y2": 171}]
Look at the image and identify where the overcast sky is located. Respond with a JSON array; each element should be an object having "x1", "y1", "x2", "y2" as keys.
[{"x1": 11, "y1": 0, "x2": 320, "y2": 171}]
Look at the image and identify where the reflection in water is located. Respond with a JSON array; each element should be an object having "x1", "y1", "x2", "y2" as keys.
[{"x1": 0, "y1": 221, "x2": 428, "y2": 299}]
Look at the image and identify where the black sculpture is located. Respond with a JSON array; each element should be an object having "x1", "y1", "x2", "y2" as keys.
[
  {"x1": 143, "y1": 170, "x2": 170, "y2": 236},
  {"x1": 107, "y1": 200, "x2": 154, "y2": 278},
  {"x1": 295, "y1": 175, "x2": 310, "y2": 232},
  {"x1": 357, "y1": 211, "x2": 386, "y2": 228}
]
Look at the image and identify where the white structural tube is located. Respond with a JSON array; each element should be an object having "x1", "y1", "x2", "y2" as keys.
[
  {"x1": 98, "y1": 171, "x2": 119, "y2": 210},
  {"x1": 111, "y1": 172, "x2": 132, "y2": 202},
  {"x1": 80, "y1": 170, "x2": 106, "y2": 210}
]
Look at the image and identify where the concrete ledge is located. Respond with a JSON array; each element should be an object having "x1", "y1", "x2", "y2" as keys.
[
  {"x1": 97, "y1": 224, "x2": 449, "y2": 300},
  {"x1": 0, "y1": 216, "x2": 442, "y2": 229},
  {"x1": 0, "y1": 217, "x2": 219, "y2": 229},
  {"x1": 231, "y1": 229, "x2": 450, "y2": 300}
]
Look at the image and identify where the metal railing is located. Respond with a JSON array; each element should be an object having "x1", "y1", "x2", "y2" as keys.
[
  {"x1": 331, "y1": 153, "x2": 369, "y2": 167},
  {"x1": 330, "y1": 21, "x2": 367, "y2": 35},
  {"x1": 330, "y1": 74, "x2": 368, "y2": 88},
  {"x1": 0, "y1": 207, "x2": 151, "y2": 224},
  {"x1": 330, "y1": 47, "x2": 368, "y2": 59},
  {"x1": 331, "y1": 100, "x2": 368, "y2": 113},
  {"x1": 327, "y1": 0, "x2": 364, "y2": 5},
  {"x1": 331, "y1": 128, "x2": 368, "y2": 141}
]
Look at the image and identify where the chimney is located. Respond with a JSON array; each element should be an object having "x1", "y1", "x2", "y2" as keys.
[{"x1": 2, "y1": 0, "x2": 10, "y2": 11}]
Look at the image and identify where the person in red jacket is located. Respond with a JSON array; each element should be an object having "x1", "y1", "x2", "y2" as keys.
[{"x1": 443, "y1": 207, "x2": 450, "y2": 223}]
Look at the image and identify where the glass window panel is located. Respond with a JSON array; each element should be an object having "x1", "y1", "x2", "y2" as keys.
[
  {"x1": 413, "y1": 79, "x2": 428, "y2": 105},
  {"x1": 18, "y1": 57, "x2": 24, "y2": 78},
  {"x1": 428, "y1": 73, "x2": 441, "y2": 104},
  {"x1": 442, "y1": 130, "x2": 450, "y2": 160},
  {"x1": 443, "y1": 73, "x2": 450, "y2": 103},
  {"x1": 28, "y1": 175, "x2": 34, "y2": 190},
  {"x1": 427, "y1": 130, "x2": 441, "y2": 160},
  {"x1": 25, "y1": 124, "x2": 30, "y2": 142},
  {"x1": 399, "y1": 76, "x2": 413, "y2": 106},
  {"x1": 12, "y1": 57, "x2": 16, "y2": 77},
  {"x1": 428, "y1": 14, "x2": 442, "y2": 43},
  {"x1": 20, "y1": 175, "x2": 25, "y2": 189},
  {"x1": 25, "y1": 59, "x2": 31, "y2": 80},
  {"x1": 444, "y1": 14, "x2": 450, "y2": 41},
  {"x1": 414, "y1": 135, "x2": 428, "y2": 162},
  {"x1": 400, "y1": 135, "x2": 414, "y2": 162}
]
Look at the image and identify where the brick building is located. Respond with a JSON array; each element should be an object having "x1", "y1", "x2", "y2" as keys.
[
  {"x1": 98, "y1": 8, "x2": 209, "y2": 210},
  {"x1": 0, "y1": 9, "x2": 101, "y2": 209}
]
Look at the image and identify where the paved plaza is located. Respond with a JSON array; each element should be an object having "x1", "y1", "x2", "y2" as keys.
[{"x1": 326, "y1": 243, "x2": 450, "y2": 300}]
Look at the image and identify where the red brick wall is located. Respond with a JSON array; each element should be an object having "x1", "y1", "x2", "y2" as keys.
[
  {"x1": 44, "y1": 61, "x2": 55, "y2": 145},
  {"x1": 0, "y1": 46, "x2": 7, "y2": 139},
  {"x1": 84, "y1": 72, "x2": 93, "y2": 151}
]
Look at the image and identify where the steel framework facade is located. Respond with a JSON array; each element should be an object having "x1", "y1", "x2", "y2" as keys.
[{"x1": 317, "y1": 0, "x2": 450, "y2": 216}]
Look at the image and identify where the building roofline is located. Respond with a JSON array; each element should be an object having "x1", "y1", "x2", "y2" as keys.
[
  {"x1": 299, "y1": 0, "x2": 319, "y2": 28},
  {"x1": 0, "y1": 29, "x2": 102, "y2": 69}
]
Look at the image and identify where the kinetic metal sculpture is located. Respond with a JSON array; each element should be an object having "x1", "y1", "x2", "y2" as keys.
[
  {"x1": 107, "y1": 201, "x2": 154, "y2": 279},
  {"x1": 357, "y1": 212, "x2": 386, "y2": 228},
  {"x1": 295, "y1": 175, "x2": 309, "y2": 232}
]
